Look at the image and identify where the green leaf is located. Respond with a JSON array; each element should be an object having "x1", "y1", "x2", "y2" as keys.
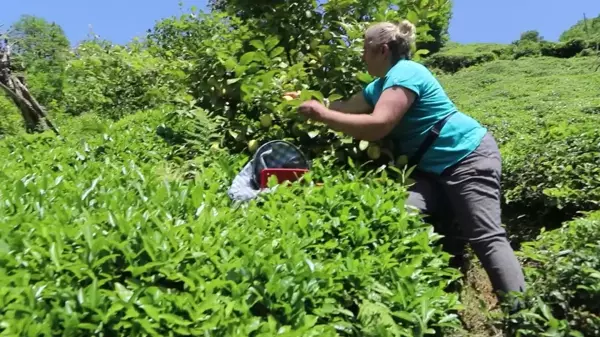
[
  {"x1": 114, "y1": 283, "x2": 133, "y2": 302},
  {"x1": 394, "y1": 311, "x2": 415, "y2": 322},
  {"x1": 356, "y1": 72, "x2": 374, "y2": 83},
  {"x1": 240, "y1": 51, "x2": 258, "y2": 65},
  {"x1": 235, "y1": 65, "x2": 248, "y2": 77},
  {"x1": 414, "y1": 49, "x2": 430, "y2": 56},
  {"x1": 49, "y1": 243, "x2": 61, "y2": 268},
  {"x1": 78, "y1": 323, "x2": 99, "y2": 331},
  {"x1": 407, "y1": 10, "x2": 419, "y2": 24},
  {"x1": 265, "y1": 36, "x2": 280, "y2": 51},
  {"x1": 328, "y1": 93, "x2": 343, "y2": 102},
  {"x1": 223, "y1": 57, "x2": 238, "y2": 71},
  {"x1": 270, "y1": 47, "x2": 285, "y2": 58},
  {"x1": 159, "y1": 313, "x2": 192, "y2": 326},
  {"x1": 0, "y1": 239, "x2": 9, "y2": 254},
  {"x1": 249, "y1": 39, "x2": 265, "y2": 51},
  {"x1": 137, "y1": 318, "x2": 160, "y2": 335},
  {"x1": 228, "y1": 130, "x2": 239, "y2": 140},
  {"x1": 406, "y1": 9, "x2": 419, "y2": 25},
  {"x1": 301, "y1": 90, "x2": 324, "y2": 102}
]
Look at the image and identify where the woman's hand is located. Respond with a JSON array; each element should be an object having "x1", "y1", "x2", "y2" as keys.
[
  {"x1": 281, "y1": 91, "x2": 328, "y2": 120},
  {"x1": 298, "y1": 100, "x2": 327, "y2": 121},
  {"x1": 284, "y1": 90, "x2": 373, "y2": 115}
]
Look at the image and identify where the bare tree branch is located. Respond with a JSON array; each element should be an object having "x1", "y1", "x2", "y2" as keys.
[{"x1": 0, "y1": 36, "x2": 59, "y2": 135}]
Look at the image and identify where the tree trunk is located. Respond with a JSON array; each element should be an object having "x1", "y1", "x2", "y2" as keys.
[
  {"x1": 0, "y1": 76, "x2": 58, "y2": 134},
  {"x1": 0, "y1": 40, "x2": 59, "y2": 135}
]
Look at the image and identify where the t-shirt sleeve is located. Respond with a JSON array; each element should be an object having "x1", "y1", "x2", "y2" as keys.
[
  {"x1": 381, "y1": 63, "x2": 422, "y2": 99},
  {"x1": 362, "y1": 79, "x2": 379, "y2": 107}
]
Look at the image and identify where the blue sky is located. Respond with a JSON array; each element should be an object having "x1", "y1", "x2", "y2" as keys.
[{"x1": 2, "y1": 0, "x2": 599, "y2": 46}]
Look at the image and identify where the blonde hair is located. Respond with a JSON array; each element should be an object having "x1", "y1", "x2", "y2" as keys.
[{"x1": 365, "y1": 20, "x2": 417, "y2": 61}]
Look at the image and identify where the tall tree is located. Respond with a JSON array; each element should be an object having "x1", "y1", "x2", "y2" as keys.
[
  {"x1": 209, "y1": 0, "x2": 453, "y2": 55},
  {"x1": 560, "y1": 13, "x2": 600, "y2": 42},
  {"x1": 8, "y1": 15, "x2": 71, "y2": 107}
]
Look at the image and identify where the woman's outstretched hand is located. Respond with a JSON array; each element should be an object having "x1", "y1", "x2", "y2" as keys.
[
  {"x1": 281, "y1": 91, "x2": 327, "y2": 121},
  {"x1": 281, "y1": 90, "x2": 332, "y2": 123},
  {"x1": 298, "y1": 100, "x2": 327, "y2": 121}
]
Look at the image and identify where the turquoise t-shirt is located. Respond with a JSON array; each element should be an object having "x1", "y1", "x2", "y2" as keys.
[{"x1": 362, "y1": 59, "x2": 487, "y2": 174}]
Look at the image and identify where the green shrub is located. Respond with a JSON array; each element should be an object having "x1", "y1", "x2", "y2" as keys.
[
  {"x1": 513, "y1": 40, "x2": 541, "y2": 59},
  {"x1": 427, "y1": 37, "x2": 600, "y2": 73},
  {"x1": 423, "y1": 52, "x2": 497, "y2": 73},
  {"x1": 501, "y1": 211, "x2": 600, "y2": 336},
  {"x1": 579, "y1": 47, "x2": 599, "y2": 57},
  {"x1": 0, "y1": 94, "x2": 24, "y2": 138},
  {"x1": 540, "y1": 39, "x2": 589, "y2": 58},
  {"x1": 437, "y1": 43, "x2": 514, "y2": 57},
  {"x1": 439, "y1": 56, "x2": 600, "y2": 224},
  {"x1": 61, "y1": 40, "x2": 188, "y2": 120},
  {"x1": 0, "y1": 108, "x2": 465, "y2": 336},
  {"x1": 518, "y1": 30, "x2": 543, "y2": 43},
  {"x1": 501, "y1": 124, "x2": 600, "y2": 221}
]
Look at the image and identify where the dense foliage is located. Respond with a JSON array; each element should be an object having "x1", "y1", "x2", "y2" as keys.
[
  {"x1": 1, "y1": 3, "x2": 599, "y2": 337},
  {"x1": 425, "y1": 32, "x2": 600, "y2": 73},
  {"x1": 0, "y1": 95, "x2": 22, "y2": 137},
  {"x1": 560, "y1": 13, "x2": 600, "y2": 42},
  {"x1": 7, "y1": 15, "x2": 71, "y2": 108},
  {"x1": 439, "y1": 56, "x2": 600, "y2": 224},
  {"x1": 208, "y1": 0, "x2": 452, "y2": 54},
  {"x1": 0, "y1": 109, "x2": 464, "y2": 336},
  {"x1": 61, "y1": 40, "x2": 188, "y2": 119},
  {"x1": 143, "y1": 0, "x2": 457, "y2": 169},
  {"x1": 502, "y1": 211, "x2": 600, "y2": 337}
]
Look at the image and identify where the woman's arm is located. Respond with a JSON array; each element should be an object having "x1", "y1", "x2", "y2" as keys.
[
  {"x1": 284, "y1": 90, "x2": 373, "y2": 114},
  {"x1": 308, "y1": 86, "x2": 416, "y2": 141},
  {"x1": 328, "y1": 91, "x2": 373, "y2": 114}
]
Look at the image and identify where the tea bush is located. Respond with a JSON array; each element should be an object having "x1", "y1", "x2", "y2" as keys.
[
  {"x1": 0, "y1": 95, "x2": 23, "y2": 138},
  {"x1": 424, "y1": 51, "x2": 498, "y2": 73},
  {"x1": 501, "y1": 125, "x2": 600, "y2": 221},
  {"x1": 501, "y1": 211, "x2": 600, "y2": 336},
  {"x1": 0, "y1": 106, "x2": 466, "y2": 336},
  {"x1": 426, "y1": 38, "x2": 600, "y2": 73},
  {"x1": 539, "y1": 39, "x2": 598, "y2": 58},
  {"x1": 439, "y1": 56, "x2": 600, "y2": 222},
  {"x1": 3, "y1": 3, "x2": 600, "y2": 336}
]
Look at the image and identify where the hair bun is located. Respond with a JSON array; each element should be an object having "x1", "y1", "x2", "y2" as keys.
[{"x1": 397, "y1": 20, "x2": 416, "y2": 44}]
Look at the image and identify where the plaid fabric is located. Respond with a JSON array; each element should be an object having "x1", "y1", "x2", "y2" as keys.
[{"x1": 227, "y1": 140, "x2": 310, "y2": 202}]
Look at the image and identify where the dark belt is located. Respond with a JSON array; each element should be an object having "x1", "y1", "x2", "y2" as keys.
[{"x1": 407, "y1": 111, "x2": 456, "y2": 168}]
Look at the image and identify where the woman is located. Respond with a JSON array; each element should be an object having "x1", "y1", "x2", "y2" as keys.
[{"x1": 286, "y1": 20, "x2": 526, "y2": 304}]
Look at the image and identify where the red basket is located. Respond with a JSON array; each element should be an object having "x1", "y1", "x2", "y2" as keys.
[{"x1": 259, "y1": 168, "x2": 309, "y2": 189}]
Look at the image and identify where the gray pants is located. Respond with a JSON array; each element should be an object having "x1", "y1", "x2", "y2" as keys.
[{"x1": 406, "y1": 132, "x2": 526, "y2": 299}]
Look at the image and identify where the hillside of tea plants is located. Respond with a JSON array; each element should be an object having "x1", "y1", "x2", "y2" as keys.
[{"x1": 1, "y1": 3, "x2": 599, "y2": 337}]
